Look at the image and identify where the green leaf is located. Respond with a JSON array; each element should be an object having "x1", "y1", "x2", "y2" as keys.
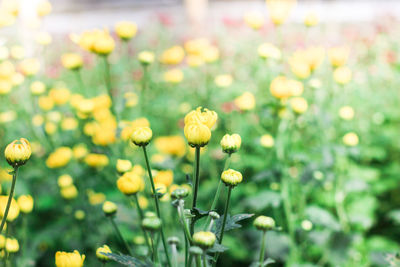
[
  {"x1": 305, "y1": 206, "x2": 340, "y2": 231},
  {"x1": 208, "y1": 243, "x2": 229, "y2": 253},
  {"x1": 101, "y1": 252, "x2": 153, "y2": 267},
  {"x1": 214, "y1": 213, "x2": 254, "y2": 236}
]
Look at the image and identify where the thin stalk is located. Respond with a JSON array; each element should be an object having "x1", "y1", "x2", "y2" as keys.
[
  {"x1": 142, "y1": 146, "x2": 172, "y2": 267},
  {"x1": 0, "y1": 167, "x2": 18, "y2": 233},
  {"x1": 3, "y1": 224, "x2": 9, "y2": 267},
  {"x1": 150, "y1": 233, "x2": 158, "y2": 264},
  {"x1": 132, "y1": 194, "x2": 152, "y2": 254},
  {"x1": 171, "y1": 244, "x2": 178, "y2": 267},
  {"x1": 190, "y1": 147, "x2": 201, "y2": 235},
  {"x1": 335, "y1": 175, "x2": 349, "y2": 232},
  {"x1": 202, "y1": 251, "x2": 207, "y2": 267},
  {"x1": 195, "y1": 254, "x2": 202, "y2": 267},
  {"x1": 178, "y1": 201, "x2": 192, "y2": 243},
  {"x1": 184, "y1": 234, "x2": 189, "y2": 267},
  {"x1": 213, "y1": 186, "x2": 232, "y2": 265},
  {"x1": 109, "y1": 218, "x2": 132, "y2": 255},
  {"x1": 259, "y1": 231, "x2": 267, "y2": 265},
  {"x1": 204, "y1": 154, "x2": 231, "y2": 229}
]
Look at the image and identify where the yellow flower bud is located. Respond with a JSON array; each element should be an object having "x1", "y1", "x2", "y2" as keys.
[
  {"x1": 184, "y1": 107, "x2": 218, "y2": 129},
  {"x1": 192, "y1": 231, "x2": 216, "y2": 249},
  {"x1": 138, "y1": 51, "x2": 155, "y2": 65},
  {"x1": 163, "y1": 68, "x2": 184, "y2": 84},
  {"x1": 4, "y1": 138, "x2": 31, "y2": 167},
  {"x1": 333, "y1": 66, "x2": 352, "y2": 85},
  {"x1": 84, "y1": 154, "x2": 109, "y2": 168},
  {"x1": 221, "y1": 169, "x2": 243, "y2": 187},
  {"x1": 254, "y1": 215, "x2": 275, "y2": 231},
  {"x1": 19, "y1": 58, "x2": 40, "y2": 77},
  {"x1": 0, "y1": 80, "x2": 12, "y2": 96},
  {"x1": 339, "y1": 106, "x2": 354, "y2": 120},
  {"x1": 115, "y1": 21, "x2": 137, "y2": 40},
  {"x1": 61, "y1": 53, "x2": 83, "y2": 70},
  {"x1": 220, "y1": 134, "x2": 241, "y2": 154},
  {"x1": 243, "y1": 11, "x2": 264, "y2": 30},
  {"x1": 184, "y1": 123, "x2": 211, "y2": 148},
  {"x1": 117, "y1": 171, "x2": 144, "y2": 195},
  {"x1": 17, "y1": 195, "x2": 34, "y2": 213},
  {"x1": 235, "y1": 92, "x2": 256, "y2": 111},
  {"x1": 35, "y1": 31, "x2": 52, "y2": 46},
  {"x1": 343, "y1": 132, "x2": 359, "y2": 147},
  {"x1": 74, "y1": 210, "x2": 85, "y2": 220},
  {"x1": 130, "y1": 126, "x2": 152, "y2": 146},
  {"x1": 49, "y1": 88, "x2": 71, "y2": 106},
  {"x1": 46, "y1": 147, "x2": 72, "y2": 169},
  {"x1": 154, "y1": 170, "x2": 174, "y2": 187},
  {"x1": 72, "y1": 144, "x2": 88, "y2": 160},
  {"x1": 160, "y1": 46, "x2": 185, "y2": 65},
  {"x1": 60, "y1": 185, "x2": 78, "y2": 200},
  {"x1": 102, "y1": 201, "x2": 117, "y2": 216},
  {"x1": 96, "y1": 244, "x2": 112, "y2": 261},
  {"x1": 266, "y1": 0, "x2": 296, "y2": 26},
  {"x1": 58, "y1": 174, "x2": 73, "y2": 188},
  {"x1": 94, "y1": 33, "x2": 115, "y2": 55},
  {"x1": 30, "y1": 81, "x2": 46, "y2": 95},
  {"x1": 0, "y1": 196, "x2": 19, "y2": 222},
  {"x1": 290, "y1": 97, "x2": 308, "y2": 114},
  {"x1": 5, "y1": 238, "x2": 19, "y2": 253},
  {"x1": 55, "y1": 250, "x2": 85, "y2": 267},
  {"x1": 328, "y1": 46, "x2": 350, "y2": 68},
  {"x1": 116, "y1": 159, "x2": 132, "y2": 174},
  {"x1": 260, "y1": 134, "x2": 274, "y2": 148},
  {"x1": 257, "y1": 43, "x2": 281, "y2": 60},
  {"x1": 214, "y1": 74, "x2": 233, "y2": 88}
]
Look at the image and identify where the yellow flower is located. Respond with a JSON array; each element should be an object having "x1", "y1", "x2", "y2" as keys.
[
  {"x1": 88, "y1": 190, "x2": 105, "y2": 205},
  {"x1": 138, "y1": 51, "x2": 155, "y2": 65},
  {"x1": 163, "y1": 68, "x2": 184, "y2": 84},
  {"x1": 93, "y1": 32, "x2": 115, "y2": 55},
  {"x1": 20, "y1": 58, "x2": 40, "y2": 76},
  {"x1": 96, "y1": 245, "x2": 112, "y2": 261},
  {"x1": 2, "y1": 0, "x2": 19, "y2": 17},
  {"x1": 37, "y1": 0, "x2": 52, "y2": 17},
  {"x1": 184, "y1": 38, "x2": 210, "y2": 55},
  {"x1": 17, "y1": 195, "x2": 34, "y2": 214},
  {"x1": 35, "y1": 31, "x2": 52, "y2": 46},
  {"x1": 116, "y1": 159, "x2": 132, "y2": 174},
  {"x1": 46, "y1": 147, "x2": 73, "y2": 168},
  {"x1": 102, "y1": 201, "x2": 117, "y2": 216},
  {"x1": 130, "y1": 126, "x2": 153, "y2": 146},
  {"x1": 117, "y1": 171, "x2": 144, "y2": 195},
  {"x1": 5, "y1": 238, "x2": 19, "y2": 253},
  {"x1": 154, "y1": 136, "x2": 186, "y2": 157},
  {"x1": 214, "y1": 74, "x2": 233, "y2": 88},
  {"x1": 289, "y1": 47, "x2": 325, "y2": 78},
  {"x1": 61, "y1": 117, "x2": 78, "y2": 131},
  {"x1": 184, "y1": 123, "x2": 211, "y2": 148},
  {"x1": 339, "y1": 106, "x2": 354, "y2": 120},
  {"x1": 84, "y1": 154, "x2": 109, "y2": 168},
  {"x1": 260, "y1": 134, "x2": 274, "y2": 148},
  {"x1": 184, "y1": 107, "x2": 218, "y2": 129},
  {"x1": 55, "y1": 250, "x2": 85, "y2": 267},
  {"x1": 186, "y1": 55, "x2": 204, "y2": 67},
  {"x1": 270, "y1": 76, "x2": 292, "y2": 99},
  {"x1": 235, "y1": 92, "x2": 255, "y2": 111},
  {"x1": 124, "y1": 92, "x2": 138, "y2": 107},
  {"x1": 30, "y1": 81, "x2": 46, "y2": 95},
  {"x1": 154, "y1": 170, "x2": 174, "y2": 187},
  {"x1": 290, "y1": 97, "x2": 308, "y2": 114},
  {"x1": 343, "y1": 132, "x2": 359, "y2": 146},
  {"x1": 5, "y1": 138, "x2": 31, "y2": 167},
  {"x1": 0, "y1": 79, "x2": 12, "y2": 95},
  {"x1": 192, "y1": 231, "x2": 216, "y2": 249},
  {"x1": 202, "y1": 45, "x2": 220, "y2": 63},
  {"x1": 45, "y1": 122, "x2": 57, "y2": 135},
  {"x1": 58, "y1": 174, "x2": 73, "y2": 188},
  {"x1": 61, "y1": 53, "x2": 83, "y2": 70},
  {"x1": 138, "y1": 196, "x2": 148, "y2": 209},
  {"x1": 266, "y1": 0, "x2": 296, "y2": 26},
  {"x1": 74, "y1": 210, "x2": 85, "y2": 220},
  {"x1": 221, "y1": 169, "x2": 243, "y2": 187},
  {"x1": 0, "y1": 168, "x2": 12, "y2": 183},
  {"x1": 288, "y1": 79, "x2": 304, "y2": 96},
  {"x1": 60, "y1": 185, "x2": 78, "y2": 200},
  {"x1": 258, "y1": 43, "x2": 281, "y2": 60},
  {"x1": 0, "y1": 196, "x2": 19, "y2": 221},
  {"x1": 304, "y1": 12, "x2": 319, "y2": 27},
  {"x1": 92, "y1": 128, "x2": 116, "y2": 146},
  {"x1": 243, "y1": 11, "x2": 264, "y2": 30},
  {"x1": 220, "y1": 134, "x2": 241, "y2": 154},
  {"x1": 72, "y1": 144, "x2": 88, "y2": 160},
  {"x1": 0, "y1": 61, "x2": 15, "y2": 78},
  {"x1": 328, "y1": 46, "x2": 350, "y2": 68},
  {"x1": 160, "y1": 46, "x2": 185, "y2": 65},
  {"x1": 11, "y1": 73, "x2": 24, "y2": 86},
  {"x1": 333, "y1": 66, "x2": 352, "y2": 85},
  {"x1": 0, "y1": 111, "x2": 16, "y2": 124},
  {"x1": 115, "y1": 21, "x2": 137, "y2": 40}
]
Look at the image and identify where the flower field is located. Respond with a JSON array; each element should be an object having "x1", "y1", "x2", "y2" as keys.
[{"x1": 0, "y1": 0, "x2": 400, "y2": 266}]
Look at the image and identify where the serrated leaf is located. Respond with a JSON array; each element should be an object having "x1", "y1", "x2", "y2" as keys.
[
  {"x1": 208, "y1": 243, "x2": 229, "y2": 253},
  {"x1": 214, "y1": 213, "x2": 254, "y2": 236},
  {"x1": 101, "y1": 252, "x2": 153, "y2": 267}
]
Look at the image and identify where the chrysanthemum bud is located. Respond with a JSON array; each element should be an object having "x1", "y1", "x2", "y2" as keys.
[
  {"x1": 4, "y1": 138, "x2": 31, "y2": 167},
  {"x1": 209, "y1": 211, "x2": 220, "y2": 220},
  {"x1": 142, "y1": 216, "x2": 162, "y2": 231},
  {"x1": 61, "y1": 53, "x2": 83, "y2": 70},
  {"x1": 55, "y1": 250, "x2": 85, "y2": 267},
  {"x1": 189, "y1": 246, "x2": 203, "y2": 255},
  {"x1": 184, "y1": 123, "x2": 211, "y2": 147},
  {"x1": 192, "y1": 231, "x2": 216, "y2": 249},
  {"x1": 96, "y1": 244, "x2": 112, "y2": 262},
  {"x1": 102, "y1": 201, "x2": 117, "y2": 217},
  {"x1": 115, "y1": 21, "x2": 137, "y2": 41},
  {"x1": 116, "y1": 159, "x2": 132, "y2": 174},
  {"x1": 17, "y1": 195, "x2": 34, "y2": 214},
  {"x1": 220, "y1": 134, "x2": 241, "y2": 154},
  {"x1": 253, "y1": 215, "x2": 275, "y2": 231},
  {"x1": 171, "y1": 188, "x2": 189, "y2": 200},
  {"x1": 138, "y1": 51, "x2": 155, "y2": 65},
  {"x1": 116, "y1": 172, "x2": 144, "y2": 196},
  {"x1": 5, "y1": 238, "x2": 19, "y2": 253},
  {"x1": 221, "y1": 169, "x2": 243, "y2": 187},
  {"x1": 130, "y1": 126, "x2": 152, "y2": 146}
]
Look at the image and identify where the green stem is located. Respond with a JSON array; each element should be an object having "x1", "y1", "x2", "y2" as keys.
[
  {"x1": 190, "y1": 147, "x2": 201, "y2": 235},
  {"x1": 184, "y1": 233, "x2": 189, "y2": 267},
  {"x1": 195, "y1": 254, "x2": 202, "y2": 267},
  {"x1": 110, "y1": 218, "x2": 132, "y2": 255},
  {"x1": 151, "y1": 233, "x2": 158, "y2": 264},
  {"x1": 259, "y1": 231, "x2": 267, "y2": 265},
  {"x1": 202, "y1": 251, "x2": 207, "y2": 267},
  {"x1": 335, "y1": 175, "x2": 349, "y2": 232},
  {"x1": 213, "y1": 186, "x2": 232, "y2": 265},
  {"x1": 0, "y1": 167, "x2": 18, "y2": 233},
  {"x1": 281, "y1": 175, "x2": 297, "y2": 265},
  {"x1": 142, "y1": 146, "x2": 172, "y2": 267},
  {"x1": 3, "y1": 224, "x2": 9, "y2": 267},
  {"x1": 132, "y1": 194, "x2": 152, "y2": 255},
  {"x1": 171, "y1": 244, "x2": 178, "y2": 267},
  {"x1": 178, "y1": 201, "x2": 192, "y2": 243}
]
